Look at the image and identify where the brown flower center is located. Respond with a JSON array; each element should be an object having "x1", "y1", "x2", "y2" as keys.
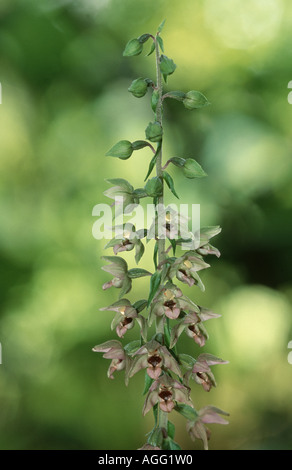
[
  {"x1": 164, "y1": 300, "x2": 176, "y2": 309},
  {"x1": 158, "y1": 389, "x2": 173, "y2": 402},
  {"x1": 147, "y1": 355, "x2": 162, "y2": 368}
]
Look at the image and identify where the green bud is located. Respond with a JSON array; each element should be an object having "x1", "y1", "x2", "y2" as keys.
[
  {"x1": 144, "y1": 177, "x2": 163, "y2": 197},
  {"x1": 183, "y1": 90, "x2": 210, "y2": 110},
  {"x1": 183, "y1": 159, "x2": 207, "y2": 178},
  {"x1": 145, "y1": 121, "x2": 163, "y2": 142},
  {"x1": 106, "y1": 140, "x2": 133, "y2": 160},
  {"x1": 128, "y1": 78, "x2": 148, "y2": 98},
  {"x1": 160, "y1": 55, "x2": 176, "y2": 77},
  {"x1": 123, "y1": 38, "x2": 143, "y2": 57}
]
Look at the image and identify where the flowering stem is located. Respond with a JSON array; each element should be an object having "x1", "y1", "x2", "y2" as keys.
[{"x1": 154, "y1": 33, "x2": 168, "y2": 433}]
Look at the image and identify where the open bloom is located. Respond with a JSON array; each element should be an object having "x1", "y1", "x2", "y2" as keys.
[
  {"x1": 129, "y1": 340, "x2": 182, "y2": 380},
  {"x1": 149, "y1": 282, "x2": 199, "y2": 324},
  {"x1": 196, "y1": 226, "x2": 221, "y2": 258},
  {"x1": 101, "y1": 256, "x2": 131, "y2": 298},
  {"x1": 143, "y1": 375, "x2": 193, "y2": 415},
  {"x1": 105, "y1": 224, "x2": 146, "y2": 264},
  {"x1": 184, "y1": 353, "x2": 229, "y2": 392},
  {"x1": 187, "y1": 406, "x2": 229, "y2": 450},
  {"x1": 104, "y1": 178, "x2": 136, "y2": 216},
  {"x1": 168, "y1": 252, "x2": 209, "y2": 289},
  {"x1": 100, "y1": 298, "x2": 147, "y2": 340},
  {"x1": 170, "y1": 307, "x2": 221, "y2": 348},
  {"x1": 92, "y1": 340, "x2": 129, "y2": 382}
]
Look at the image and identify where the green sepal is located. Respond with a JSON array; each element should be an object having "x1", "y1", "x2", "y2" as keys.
[
  {"x1": 138, "y1": 33, "x2": 152, "y2": 44},
  {"x1": 167, "y1": 157, "x2": 186, "y2": 168},
  {"x1": 178, "y1": 353, "x2": 197, "y2": 368}
]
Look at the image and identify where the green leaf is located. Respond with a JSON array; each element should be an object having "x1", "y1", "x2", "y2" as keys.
[
  {"x1": 151, "y1": 89, "x2": 159, "y2": 113},
  {"x1": 153, "y1": 241, "x2": 158, "y2": 270},
  {"x1": 144, "y1": 176, "x2": 163, "y2": 197},
  {"x1": 164, "y1": 319, "x2": 171, "y2": 348},
  {"x1": 124, "y1": 340, "x2": 141, "y2": 355},
  {"x1": 160, "y1": 55, "x2": 176, "y2": 77},
  {"x1": 153, "y1": 403, "x2": 158, "y2": 426},
  {"x1": 106, "y1": 140, "x2": 133, "y2": 160},
  {"x1": 145, "y1": 121, "x2": 163, "y2": 142},
  {"x1": 158, "y1": 19, "x2": 166, "y2": 33},
  {"x1": 128, "y1": 268, "x2": 151, "y2": 279},
  {"x1": 183, "y1": 158, "x2": 207, "y2": 179},
  {"x1": 128, "y1": 78, "x2": 148, "y2": 98},
  {"x1": 143, "y1": 370, "x2": 154, "y2": 395},
  {"x1": 135, "y1": 239, "x2": 145, "y2": 264},
  {"x1": 163, "y1": 171, "x2": 179, "y2": 199},
  {"x1": 144, "y1": 154, "x2": 157, "y2": 182},
  {"x1": 147, "y1": 271, "x2": 162, "y2": 307},
  {"x1": 167, "y1": 421, "x2": 175, "y2": 440},
  {"x1": 123, "y1": 38, "x2": 143, "y2": 56},
  {"x1": 175, "y1": 403, "x2": 198, "y2": 421},
  {"x1": 183, "y1": 90, "x2": 210, "y2": 110},
  {"x1": 147, "y1": 41, "x2": 156, "y2": 56},
  {"x1": 162, "y1": 437, "x2": 181, "y2": 450},
  {"x1": 133, "y1": 299, "x2": 148, "y2": 313},
  {"x1": 164, "y1": 91, "x2": 186, "y2": 101},
  {"x1": 157, "y1": 36, "x2": 164, "y2": 52},
  {"x1": 169, "y1": 238, "x2": 176, "y2": 256}
]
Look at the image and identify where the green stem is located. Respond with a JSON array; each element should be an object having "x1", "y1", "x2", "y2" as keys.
[{"x1": 154, "y1": 33, "x2": 168, "y2": 438}]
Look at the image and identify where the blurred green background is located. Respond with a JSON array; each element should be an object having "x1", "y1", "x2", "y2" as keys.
[{"x1": 0, "y1": 0, "x2": 291, "y2": 450}]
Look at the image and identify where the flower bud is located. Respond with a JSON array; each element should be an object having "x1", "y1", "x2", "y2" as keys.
[
  {"x1": 106, "y1": 140, "x2": 133, "y2": 160},
  {"x1": 145, "y1": 121, "x2": 163, "y2": 142},
  {"x1": 128, "y1": 78, "x2": 148, "y2": 98},
  {"x1": 144, "y1": 177, "x2": 163, "y2": 197},
  {"x1": 182, "y1": 159, "x2": 207, "y2": 178},
  {"x1": 183, "y1": 90, "x2": 210, "y2": 110},
  {"x1": 123, "y1": 38, "x2": 143, "y2": 56}
]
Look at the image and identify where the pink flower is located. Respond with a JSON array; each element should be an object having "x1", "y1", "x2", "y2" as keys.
[
  {"x1": 170, "y1": 307, "x2": 221, "y2": 348},
  {"x1": 92, "y1": 340, "x2": 129, "y2": 382},
  {"x1": 168, "y1": 252, "x2": 210, "y2": 290},
  {"x1": 187, "y1": 406, "x2": 229, "y2": 450},
  {"x1": 143, "y1": 375, "x2": 193, "y2": 415},
  {"x1": 101, "y1": 256, "x2": 132, "y2": 299},
  {"x1": 128, "y1": 340, "x2": 182, "y2": 380},
  {"x1": 184, "y1": 353, "x2": 229, "y2": 392}
]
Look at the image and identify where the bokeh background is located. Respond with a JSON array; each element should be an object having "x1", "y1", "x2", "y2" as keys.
[{"x1": 0, "y1": 0, "x2": 291, "y2": 450}]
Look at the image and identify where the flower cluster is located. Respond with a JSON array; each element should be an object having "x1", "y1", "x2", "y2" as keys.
[{"x1": 93, "y1": 21, "x2": 229, "y2": 451}]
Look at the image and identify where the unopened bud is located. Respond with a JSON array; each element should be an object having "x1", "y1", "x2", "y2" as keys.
[
  {"x1": 183, "y1": 90, "x2": 210, "y2": 110},
  {"x1": 128, "y1": 78, "x2": 148, "y2": 98}
]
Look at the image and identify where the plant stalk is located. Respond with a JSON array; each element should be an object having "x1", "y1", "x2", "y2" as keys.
[{"x1": 154, "y1": 33, "x2": 168, "y2": 436}]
